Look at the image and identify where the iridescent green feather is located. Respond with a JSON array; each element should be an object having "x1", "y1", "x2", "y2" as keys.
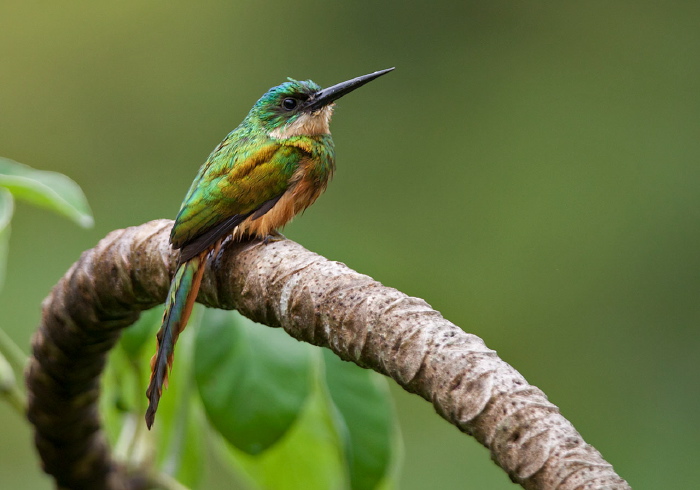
[{"x1": 171, "y1": 142, "x2": 303, "y2": 248}]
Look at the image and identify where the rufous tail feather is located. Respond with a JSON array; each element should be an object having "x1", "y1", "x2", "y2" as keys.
[{"x1": 145, "y1": 252, "x2": 206, "y2": 429}]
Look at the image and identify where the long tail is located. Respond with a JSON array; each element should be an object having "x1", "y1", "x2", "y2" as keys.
[{"x1": 145, "y1": 253, "x2": 206, "y2": 429}]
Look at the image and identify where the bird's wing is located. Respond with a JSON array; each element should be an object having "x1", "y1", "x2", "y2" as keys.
[{"x1": 171, "y1": 142, "x2": 305, "y2": 260}]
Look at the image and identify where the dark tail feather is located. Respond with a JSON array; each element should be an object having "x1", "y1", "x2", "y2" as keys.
[{"x1": 145, "y1": 253, "x2": 206, "y2": 429}]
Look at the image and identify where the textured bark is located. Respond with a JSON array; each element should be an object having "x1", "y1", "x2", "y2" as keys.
[{"x1": 26, "y1": 219, "x2": 631, "y2": 489}]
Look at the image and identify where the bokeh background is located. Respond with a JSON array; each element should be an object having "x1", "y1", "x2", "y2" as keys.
[{"x1": 1, "y1": 1, "x2": 698, "y2": 488}]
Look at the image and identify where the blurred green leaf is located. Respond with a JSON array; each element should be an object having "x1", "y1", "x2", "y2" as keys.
[
  {"x1": 215, "y1": 384, "x2": 348, "y2": 490},
  {"x1": 119, "y1": 306, "x2": 163, "y2": 362},
  {"x1": 0, "y1": 189, "x2": 13, "y2": 291},
  {"x1": 322, "y1": 349, "x2": 398, "y2": 490},
  {"x1": 194, "y1": 309, "x2": 313, "y2": 455},
  {"x1": 0, "y1": 157, "x2": 93, "y2": 228}
]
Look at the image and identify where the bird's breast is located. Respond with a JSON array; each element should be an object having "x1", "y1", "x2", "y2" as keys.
[{"x1": 237, "y1": 156, "x2": 330, "y2": 238}]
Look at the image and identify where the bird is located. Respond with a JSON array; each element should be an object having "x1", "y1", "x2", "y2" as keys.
[{"x1": 145, "y1": 67, "x2": 395, "y2": 428}]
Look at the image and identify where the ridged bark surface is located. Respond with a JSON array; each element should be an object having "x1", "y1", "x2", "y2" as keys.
[{"x1": 26, "y1": 219, "x2": 630, "y2": 489}]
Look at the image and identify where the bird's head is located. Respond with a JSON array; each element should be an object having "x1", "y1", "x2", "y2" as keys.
[{"x1": 247, "y1": 68, "x2": 395, "y2": 140}]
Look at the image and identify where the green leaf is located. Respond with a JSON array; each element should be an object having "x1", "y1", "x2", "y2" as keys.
[
  {"x1": 214, "y1": 383, "x2": 348, "y2": 490},
  {"x1": 0, "y1": 157, "x2": 93, "y2": 228},
  {"x1": 194, "y1": 309, "x2": 313, "y2": 455},
  {"x1": 0, "y1": 189, "x2": 13, "y2": 291},
  {"x1": 322, "y1": 349, "x2": 399, "y2": 490},
  {"x1": 119, "y1": 306, "x2": 163, "y2": 362}
]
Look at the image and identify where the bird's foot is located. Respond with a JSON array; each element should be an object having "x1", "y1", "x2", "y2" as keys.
[{"x1": 263, "y1": 231, "x2": 285, "y2": 245}]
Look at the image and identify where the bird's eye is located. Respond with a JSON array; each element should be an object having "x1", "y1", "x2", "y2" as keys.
[{"x1": 282, "y1": 98, "x2": 298, "y2": 111}]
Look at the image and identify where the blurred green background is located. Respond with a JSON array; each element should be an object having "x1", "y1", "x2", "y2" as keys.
[{"x1": 1, "y1": 1, "x2": 698, "y2": 488}]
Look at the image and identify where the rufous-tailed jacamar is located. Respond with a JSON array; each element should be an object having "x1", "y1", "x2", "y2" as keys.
[{"x1": 145, "y1": 68, "x2": 395, "y2": 428}]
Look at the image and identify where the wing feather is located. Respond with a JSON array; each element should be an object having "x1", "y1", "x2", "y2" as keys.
[{"x1": 171, "y1": 142, "x2": 305, "y2": 255}]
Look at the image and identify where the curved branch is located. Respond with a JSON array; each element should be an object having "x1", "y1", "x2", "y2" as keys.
[{"x1": 25, "y1": 220, "x2": 630, "y2": 489}]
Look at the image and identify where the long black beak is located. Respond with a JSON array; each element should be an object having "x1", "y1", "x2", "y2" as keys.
[{"x1": 305, "y1": 67, "x2": 395, "y2": 112}]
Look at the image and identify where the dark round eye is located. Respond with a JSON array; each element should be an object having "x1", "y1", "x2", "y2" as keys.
[{"x1": 282, "y1": 98, "x2": 298, "y2": 110}]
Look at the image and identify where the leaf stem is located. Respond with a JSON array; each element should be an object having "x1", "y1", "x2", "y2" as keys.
[
  {"x1": 2, "y1": 382, "x2": 27, "y2": 414},
  {"x1": 145, "y1": 470, "x2": 191, "y2": 490},
  {"x1": 128, "y1": 358, "x2": 147, "y2": 463},
  {"x1": 0, "y1": 327, "x2": 27, "y2": 374}
]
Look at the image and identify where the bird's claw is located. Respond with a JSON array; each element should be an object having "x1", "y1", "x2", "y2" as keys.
[{"x1": 263, "y1": 231, "x2": 285, "y2": 244}]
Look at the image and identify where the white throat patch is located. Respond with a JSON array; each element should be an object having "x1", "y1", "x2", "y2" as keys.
[{"x1": 270, "y1": 106, "x2": 333, "y2": 139}]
